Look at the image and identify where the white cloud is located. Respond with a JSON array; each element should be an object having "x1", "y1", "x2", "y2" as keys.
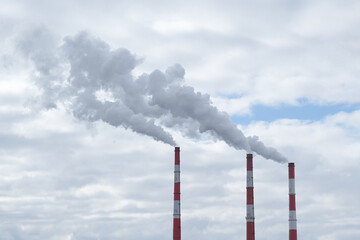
[
  {"x1": 0, "y1": 0, "x2": 360, "y2": 239},
  {"x1": 291, "y1": 0, "x2": 360, "y2": 38}
]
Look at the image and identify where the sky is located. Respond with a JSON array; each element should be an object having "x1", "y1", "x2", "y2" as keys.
[{"x1": 0, "y1": 0, "x2": 360, "y2": 239}]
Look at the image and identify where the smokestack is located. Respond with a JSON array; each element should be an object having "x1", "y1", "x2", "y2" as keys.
[
  {"x1": 246, "y1": 153, "x2": 255, "y2": 240},
  {"x1": 173, "y1": 147, "x2": 181, "y2": 240},
  {"x1": 288, "y1": 163, "x2": 297, "y2": 240}
]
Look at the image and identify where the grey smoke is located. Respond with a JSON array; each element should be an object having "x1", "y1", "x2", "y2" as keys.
[{"x1": 19, "y1": 29, "x2": 287, "y2": 163}]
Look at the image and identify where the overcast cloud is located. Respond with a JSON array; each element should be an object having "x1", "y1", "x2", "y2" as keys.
[{"x1": 0, "y1": 0, "x2": 360, "y2": 239}]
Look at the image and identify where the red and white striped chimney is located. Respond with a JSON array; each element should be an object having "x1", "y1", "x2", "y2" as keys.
[
  {"x1": 173, "y1": 147, "x2": 181, "y2": 240},
  {"x1": 288, "y1": 163, "x2": 297, "y2": 240},
  {"x1": 246, "y1": 153, "x2": 255, "y2": 240}
]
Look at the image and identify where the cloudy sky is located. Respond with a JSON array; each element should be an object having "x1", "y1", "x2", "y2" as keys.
[{"x1": 1, "y1": 0, "x2": 360, "y2": 239}]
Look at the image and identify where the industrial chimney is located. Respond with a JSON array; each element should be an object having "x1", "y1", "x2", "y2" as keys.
[
  {"x1": 173, "y1": 147, "x2": 181, "y2": 240},
  {"x1": 288, "y1": 163, "x2": 297, "y2": 240},
  {"x1": 246, "y1": 153, "x2": 255, "y2": 240}
]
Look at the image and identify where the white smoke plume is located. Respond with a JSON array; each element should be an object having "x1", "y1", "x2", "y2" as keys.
[{"x1": 19, "y1": 29, "x2": 287, "y2": 163}]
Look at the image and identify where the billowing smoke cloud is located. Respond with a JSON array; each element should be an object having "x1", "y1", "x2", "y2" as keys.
[{"x1": 19, "y1": 29, "x2": 287, "y2": 163}]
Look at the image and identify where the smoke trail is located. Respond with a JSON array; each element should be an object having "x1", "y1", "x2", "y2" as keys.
[{"x1": 19, "y1": 29, "x2": 287, "y2": 163}]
